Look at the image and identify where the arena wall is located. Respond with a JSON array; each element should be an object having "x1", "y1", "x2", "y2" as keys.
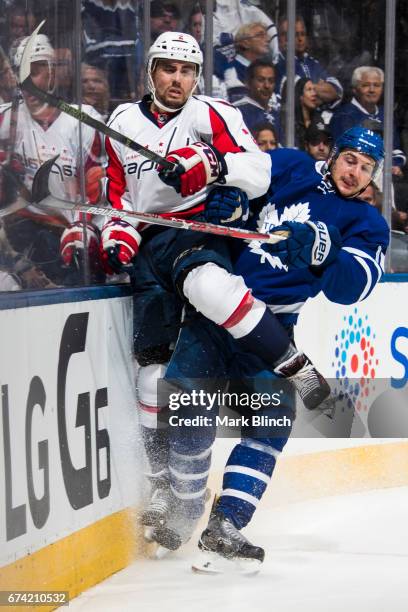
[{"x1": 0, "y1": 278, "x2": 407, "y2": 608}]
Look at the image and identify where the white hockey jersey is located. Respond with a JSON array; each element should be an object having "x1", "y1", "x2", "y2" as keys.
[
  {"x1": 105, "y1": 94, "x2": 271, "y2": 221},
  {"x1": 0, "y1": 100, "x2": 103, "y2": 221}
]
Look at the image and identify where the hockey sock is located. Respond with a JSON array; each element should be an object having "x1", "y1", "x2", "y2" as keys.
[
  {"x1": 141, "y1": 426, "x2": 169, "y2": 477},
  {"x1": 169, "y1": 447, "x2": 212, "y2": 519},
  {"x1": 216, "y1": 438, "x2": 282, "y2": 530},
  {"x1": 233, "y1": 308, "x2": 292, "y2": 364}
]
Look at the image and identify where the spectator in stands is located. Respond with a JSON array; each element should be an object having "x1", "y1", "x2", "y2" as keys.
[
  {"x1": 213, "y1": 0, "x2": 279, "y2": 64},
  {"x1": 81, "y1": 0, "x2": 140, "y2": 103},
  {"x1": 3, "y1": 1, "x2": 36, "y2": 55},
  {"x1": 225, "y1": 22, "x2": 271, "y2": 102},
  {"x1": 276, "y1": 15, "x2": 343, "y2": 110},
  {"x1": 303, "y1": 121, "x2": 332, "y2": 161},
  {"x1": 185, "y1": 5, "x2": 229, "y2": 99},
  {"x1": 331, "y1": 66, "x2": 406, "y2": 174},
  {"x1": 82, "y1": 63, "x2": 110, "y2": 120},
  {"x1": 54, "y1": 47, "x2": 73, "y2": 99},
  {"x1": 360, "y1": 181, "x2": 408, "y2": 233},
  {"x1": 187, "y1": 4, "x2": 204, "y2": 44},
  {"x1": 150, "y1": 1, "x2": 180, "y2": 40},
  {"x1": 280, "y1": 77, "x2": 327, "y2": 149},
  {"x1": 0, "y1": 54, "x2": 17, "y2": 104},
  {"x1": 233, "y1": 59, "x2": 279, "y2": 131},
  {"x1": 252, "y1": 122, "x2": 279, "y2": 151}
]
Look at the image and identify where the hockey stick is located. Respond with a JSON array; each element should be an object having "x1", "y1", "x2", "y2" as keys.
[
  {"x1": 19, "y1": 22, "x2": 177, "y2": 172},
  {"x1": 32, "y1": 158, "x2": 289, "y2": 245}
]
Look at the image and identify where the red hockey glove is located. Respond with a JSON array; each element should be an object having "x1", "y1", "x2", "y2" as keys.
[
  {"x1": 100, "y1": 219, "x2": 142, "y2": 274},
  {"x1": 158, "y1": 142, "x2": 226, "y2": 197},
  {"x1": 60, "y1": 221, "x2": 101, "y2": 268}
]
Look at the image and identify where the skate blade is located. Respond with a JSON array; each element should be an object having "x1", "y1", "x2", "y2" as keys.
[
  {"x1": 145, "y1": 540, "x2": 173, "y2": 559},
  {"x1": 191, "y1": 550, "x2": 262, "y2": 575}
]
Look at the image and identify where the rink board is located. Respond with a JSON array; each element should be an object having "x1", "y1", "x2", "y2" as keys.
[
  {"x1": 0, "y1": 286, "x2": 145, "y2": 609},
  {"x1": 1, "y1": 279, "x2": 408, "y2": 609}
]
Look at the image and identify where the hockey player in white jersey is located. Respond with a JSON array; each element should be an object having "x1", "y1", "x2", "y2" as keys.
[
  {"x1": 0, "y1": 33, "x2": 104, "y2": 283},
  {"x1": 102, "y1": 31, "x2": 331, "y2": 552}
]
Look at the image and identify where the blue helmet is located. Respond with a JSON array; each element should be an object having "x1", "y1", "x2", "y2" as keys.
[{"x1": 329, "y1": 127, "x2": 384, "y2": 179}]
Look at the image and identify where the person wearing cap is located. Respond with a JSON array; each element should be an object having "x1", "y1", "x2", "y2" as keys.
[{"x1": 304, "y1": 121, "x2": 332, "y2": 161}]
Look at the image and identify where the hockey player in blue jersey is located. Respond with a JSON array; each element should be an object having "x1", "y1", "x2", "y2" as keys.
[{"x1": 184, "y1": 126, "x2": 389, "y2": 572}]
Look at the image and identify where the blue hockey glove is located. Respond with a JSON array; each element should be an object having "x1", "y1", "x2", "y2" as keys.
[
  {"x1": 204, "y1": 187, "x2": 249, "y2": 227},
  {"x1": 265, "y1": 220, "x2": 342, "y2": 269}
]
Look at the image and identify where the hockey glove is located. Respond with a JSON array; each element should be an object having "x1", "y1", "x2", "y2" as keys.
[
  {"x1": 265, "y1": 220, "x2": 342, "y2": 269},
  {"x1": 60, "y1": 221, "x2": 101, "y2": 268},
  {"x1": 204, "y1": 187, "x2": 249, "y2": 227},
  {"x1": 158, "y1": 142, "x2": 226, "y2": 197},
  {"x1": 100, "y1": 219, "x2": 142, "y2": 274}
]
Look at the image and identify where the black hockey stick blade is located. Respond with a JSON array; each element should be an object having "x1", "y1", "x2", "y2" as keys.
[
  {"x1": 31, "y1": 155, "x2": 56, "y2": 203},
  {"x1": 19, "y1": 22, "x2": 176, "y2": 171},
  {"x1": 31, "y1": 159, "x2": 289, "y2": 244}
]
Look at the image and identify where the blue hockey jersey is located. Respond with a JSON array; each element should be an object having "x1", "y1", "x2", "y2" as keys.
[{"x1": 234, "y1": 148, "x2": 389, "y2": 324}]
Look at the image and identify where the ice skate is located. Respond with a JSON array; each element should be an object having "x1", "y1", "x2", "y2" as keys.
[
  {"x1": 141, "y1": 478, "x2": 175, "y2": 529},
  {"x1": 149, "y1": 487, "x2": 212, "y2": 554},
  {"x1": 275, "y1": 351, "x2": 331, "y2": 410},
  {"x1": 192, "y1": 510, "x2": 264, "y2": 575}
]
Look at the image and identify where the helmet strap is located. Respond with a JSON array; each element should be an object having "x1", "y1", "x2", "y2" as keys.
[{"x1": 147, "y1": 58, "x2": 200, "y2": 113}]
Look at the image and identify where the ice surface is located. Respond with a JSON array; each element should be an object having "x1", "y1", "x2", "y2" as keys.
[{"x1": 68, "y1": 485, "x2": 408, "y2": 612}]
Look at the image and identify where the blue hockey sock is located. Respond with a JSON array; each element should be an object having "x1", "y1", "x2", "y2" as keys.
[
  {"x1": 216, "y1": 439, "x2": 281, "y2": 529},
  {"x1": 235, "y1": 308, "x2": 292, "y2": 365}
]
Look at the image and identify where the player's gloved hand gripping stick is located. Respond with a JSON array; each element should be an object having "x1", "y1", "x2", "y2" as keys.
[{"x1": 30, "y1": 158, "x2": 289, "y2": 246}]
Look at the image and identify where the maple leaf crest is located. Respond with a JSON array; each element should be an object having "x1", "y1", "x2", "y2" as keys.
[
  {"x1": 257, "y1": 202, "x2": 311, "y2": 234},
  {"x1": 251, "y1": 201, "x2": 311, "y2": 271}
]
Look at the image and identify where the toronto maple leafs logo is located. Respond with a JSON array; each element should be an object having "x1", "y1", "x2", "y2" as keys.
[{"x1": 249, "y1": 202, "x2": 311, "y2": 270}]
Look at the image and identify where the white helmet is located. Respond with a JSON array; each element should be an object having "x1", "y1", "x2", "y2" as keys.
[
  {"x1": 147, "y1": 31, "x2": 203, "y2": 112},
  {"x1": 10, "y1": 34, "x2": 54, "y2": 71}
]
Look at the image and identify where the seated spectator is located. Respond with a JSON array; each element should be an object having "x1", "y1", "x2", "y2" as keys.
[
  {"x1": 82, "y1": 63, "x2": 110, "y2": 120},
  {"x1": 150, "y1": 1, "x2": 180, "y2": 40},
  {"x1": 360, "y1": 182, "x2": 408, "y2": 233},
  {"x1": 280, "y1": 77, "x2": 327, "y2": 149},
  {"x1": 186, "y1": 4, "x2": 204, "y2": 44},
  {"x1": 252, "y1": 122, "x2": 279, "y2": 151},
  {"x1": 226, "y1": 22, "x2": 270, "y2": 102},
  {"x1": 0, "y1": 53, "x2": 17, "y2": 104},
  {"x1": 303, "y1": 122, "x2": 333, "y2": 161},
  {"x1": 213, "y1": 0, "x2": 279, "y2": 64},
  {"x1": 185, "y1": 5, "x2": 228, "y2": 99},
  {"x1": 331, "y1": 66, "x2": 406, "y2": 173},
  {"x1": 234, "y1": 59, "x2": 280, "y2": 131},
  {"x1": 54, "y1": 47, "x2": 73, "y2": 99},
  {"x1": 276, "y1": 15, "x2": 343, "y2": 110},
  {"x1": 81, "y1": 0, "x2": 141, "y2": 102},
  {"x1": 3, "y1": 1, "x2": 36, "y2": 55}
]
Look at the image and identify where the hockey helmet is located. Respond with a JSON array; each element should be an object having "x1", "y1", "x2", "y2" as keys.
[
  {"x1": 10, "y1": 34, "x2": 54, "y2": 71},
  {"x1": 147, "y1": 31, "x2": 203, "y2": 111},
  {"x1": 329, "y1": 126, "x2": 384, "y2": 181}
]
